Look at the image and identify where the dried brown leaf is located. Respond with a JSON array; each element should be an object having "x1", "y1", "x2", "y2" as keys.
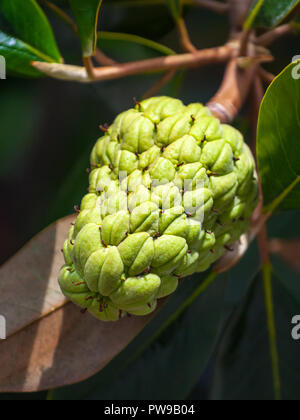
[
  {"x1": 0, "y1": 215, "x2": 74, "y2": 337},
  {"x1": 0, "y1": 216, "x2": 155, "y2": 392}
]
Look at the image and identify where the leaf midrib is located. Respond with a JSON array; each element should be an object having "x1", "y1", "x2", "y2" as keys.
[
  {"x1": 262, "y1": 264, "x2": 282, "y2": 401},
  {"x1": 264, "y1": 176, "x2": 300, "y2": 213}
]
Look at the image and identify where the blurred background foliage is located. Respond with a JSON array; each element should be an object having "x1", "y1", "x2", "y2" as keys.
[{"x1": 0, "y1": 0, "x2": 300, "y2": 400}]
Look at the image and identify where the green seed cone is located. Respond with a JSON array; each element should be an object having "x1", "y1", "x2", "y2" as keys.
[{"x1": 59, "y1": 96, "x2": 258, "y2": 321}]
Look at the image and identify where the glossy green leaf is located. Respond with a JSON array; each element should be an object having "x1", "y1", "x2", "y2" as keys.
[
  {"x1": 245, "y1": 0, "x2": 300, "y2": 28},
  {"x1": 257, "y1": 61, "x2": 300, "y2": 213},
  {"x1": 0, "y1": 0, "x2": 61, "y2": 61},
  {"x1": 51, "y1": 272, "x2": 227, "y2": 400},
  {"x1": 164, "y1": 0, "x2": 182, "y2": 21},
  {"x1": 212, "y1": 262, "x2": 300, "y2": 400},
  {"x1": 0, "y1": 30, "x2": 57, "y2": 77},
  {"x1": 69, "y1": 0, "x2": 103, "y2": 57}
]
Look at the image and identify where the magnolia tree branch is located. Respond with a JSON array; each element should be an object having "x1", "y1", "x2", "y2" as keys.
[
  {"x1": 82, "y1": 57, "x2": 97, "y2": 79},
  {"x1": 177, "y1": 18, "x2": 198, "y2": 53},
  {"x1": 256, "y1": 24, "x2": 293, "y2": 47},
  {"x1": 39, "y1": 0, "x2": 77, "y2": 34},
  {"x1": 250, "y1": 74, "x2": 265, "y2": 156},
  {"x1": 258, "y1": 218, "x2": 271, "y2": 265},
  {"x1": 94, "y1": 49, "x2": 117, "y2": 66},
  {"x1": 207, "y1": 58, "x2": 258, "y2": 123},
  {"x1": 239, "y1": 28, "x2": 253, "y2": 56},
  {"x1": 227, "y1": 0, "x2": 253, "y2": 32},
  {"x1": 207, "y1": 31, "x2": 273, "y2": 123},
  {"x1": 32, "y1": 44, "x2": 234, "y2": 82},
  {"x1": 259, "y1": 67, "x2": 275, "y2": 85}
]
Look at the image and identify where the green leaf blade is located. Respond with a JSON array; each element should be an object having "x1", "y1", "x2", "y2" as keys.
[
  {"x1": 257, "y1": 61, "x2": 300, "y2": 213},
  {"x1": 245, "y1": 0, "x2": 300, "y2": 28},
  {"x1": 212, "y1": 265, "x2": 300, "y2": 400},
  {"x1": 262, "y1": 264, "x2": 281, "y2": 400},
  {"x1": 69, "y1": 0, "x2": 103, "y2": 57},
  {"x1": 0, "y1": 30, "x2": 56, "y2": 77},
  {"x1": 244, "y1": 0, "x2": 264, "y2": 29},
  {"x1": 0, "y1": 0, "x2": 61, "y2": 61}
]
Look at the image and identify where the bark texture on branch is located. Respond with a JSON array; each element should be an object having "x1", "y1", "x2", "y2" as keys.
[
  {"x1": 256, "y1": 24, "x2": 293, "y2": 47},
  {"x1": 177, "y1": 18, "x2": 198, "y2": 53},
  {"x1": 32, "y1": 45, "x2": 233, "y2": 83},
  {"x1": 207, "y1": 58, "x2": 257, "y2": 123},
  {"x1": 228, "y1": 0, "x2": 253, "y2": 31}
]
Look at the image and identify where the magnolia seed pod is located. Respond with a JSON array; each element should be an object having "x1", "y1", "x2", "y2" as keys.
[{"x1": 59, "y1": 96, "x2": 258, "y2": 321}]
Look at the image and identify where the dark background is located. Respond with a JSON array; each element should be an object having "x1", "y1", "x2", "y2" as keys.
[{"x1": 0, "y1": 0, "x2": 298, "y2": 400}]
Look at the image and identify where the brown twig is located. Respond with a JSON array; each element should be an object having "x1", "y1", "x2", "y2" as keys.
[
  {"x1": 193, "y1": 0, "x2": 229, "y2": 14},
  {"x1": 256, "y1": 24, "x2": 293, "y2": 47},
  {"x1": 39, "y1": 0, "x2": 78, "y2": 34},
  {"x1": 143, "y1": 70, "x2": 177, "y2": 99},
  {"x1": 259, "y1": 67, "x2": 275, "y2": 85},
  {"x1": 239, "y1": 28, "x2": 252, "y2": 56},
  {"x1": 249, "y1": 74, "x2": 264, "y2": 156},
  {"x1": 177, "y1": 18, "x2": 198, "y2": 53},
  {"x1": 227, "y1": 0, "x2": 253, "y2": 33},
  {"x1": 94, "y1": 49, "x2": 117, "y2": 66},
  {"x1": 32, "y1": 44, "x2": 234, "y2": 82},
  {"x1": 207, "y1": 31, "x2": 274, "y2": 124},
  {"x1": 258, "y1": 223, "x2": 271, "y2": 265},
  {"x1": 250, "y1": 74, "x2": 270, "y2": 266},
  {"x1": 207, "y1": 57, "x2": 258, "y2": 123},
  {"x1": 82, "y1": 57, "x2": 96, "y2": 80}
]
